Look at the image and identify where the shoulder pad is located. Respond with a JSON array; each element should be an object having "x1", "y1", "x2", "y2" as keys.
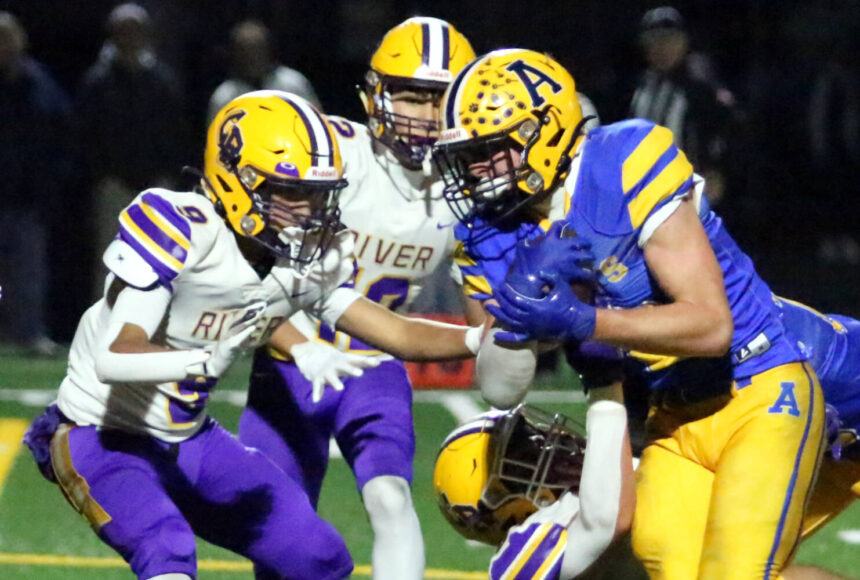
[
  {"x1": 103, "y1": 238, "x2": 159, "y2": 288},
  {"x1": 116, "y1": 190, "x2": 193, "y2": 288},
  {"x1": 574, "y1": 119, "x2": 692, "y2": 235},
  {"x1": 490, "y1": 522, "x2": 567, "y2": 580}
]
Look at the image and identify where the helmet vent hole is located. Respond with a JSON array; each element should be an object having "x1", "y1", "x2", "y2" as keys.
[
  {"x1": 545, "y1": 128, "x2": 563, "y2": 147},
  {"x1": 216, "y1": 175, "x2": 233, "y2": 192}
]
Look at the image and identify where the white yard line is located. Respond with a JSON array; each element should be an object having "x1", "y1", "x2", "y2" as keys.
[
  {"x1": 439, "y1": 392, "x2": 486, "y2": 423},
  {"x1": 837, "y1": 529, "x2": 860, "y2": 544}
]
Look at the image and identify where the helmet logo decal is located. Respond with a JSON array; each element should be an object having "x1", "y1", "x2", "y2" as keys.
[
  {"x1": 505, "y1": 60, "x2": 562, "y2": 108},
  {"x1": 218, "y1": 109, "x2": 247, "y2": 167},
  {"x1": 275, "y1": 161, "x2": 300, "y2": 178}
]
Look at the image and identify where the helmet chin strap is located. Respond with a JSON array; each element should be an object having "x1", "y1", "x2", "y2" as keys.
[
  {"x1": 276, "y1": 226, "x2": 345, "y2": 280},
  {"x1": 422, "y1": 148, "x2": 433, "y2": 177}
]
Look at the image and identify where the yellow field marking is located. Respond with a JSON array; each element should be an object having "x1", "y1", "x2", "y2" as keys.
[
  {"x1": 0, "y1": 552, "x2": 489, "y2": 578},
  {"x1": 0, "y1": 418, "x2": 29, "y2": 497}
]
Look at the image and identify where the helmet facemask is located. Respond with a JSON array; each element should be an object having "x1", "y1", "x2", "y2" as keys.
[
  {"x1": 434, "y1": 119, "x2": 549, "y2": 240},
  {"x1": 230, "y1": 164, "x2": 345, "y2": 272},
  {"x1": 363, "y1": 72, "x2": 446, "y2": 170},
  {"x1": 483, "y1": 405, "x2": 585, "y2": 512}
]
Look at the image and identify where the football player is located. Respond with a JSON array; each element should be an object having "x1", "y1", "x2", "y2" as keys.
[
  {"x1": 237, "y1": 17, "x2": 477, "y2": 580},
  {"x1": 22, "y1": 90, "x2": 484, "y2": 580},
  {"x1": 772, "y1": 297, "x2": 860, "y2": 580},
  {"x1": 433, "y1": 49, "x2": 824, "y2": 579},
  {"x1": 433, "y1": 384, "x2": 635, "y2": 580}
]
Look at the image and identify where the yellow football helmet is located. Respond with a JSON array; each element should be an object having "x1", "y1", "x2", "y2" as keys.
[
  {"x1": 203, "y1": 90, "x2": 346, "y2": 265},
  {"x1": 360, "y1": 16, "x2": 475, "y2": 169},
  {"x1": 433, "y1": 405, "x2": 586, "y2": 546},
  {"x1": 434, "y1": 49, "x2": 588, "y2": 235}
]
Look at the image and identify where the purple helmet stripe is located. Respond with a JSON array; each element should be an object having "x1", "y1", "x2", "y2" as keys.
[
  {"x1": 445, "y1": 57, "x2": 481, "y2": 128},
  {"x1": 421, "y1": 22, "x2": 431, "y2": 67},
  {"x1": 278, "y1": 95, "x2": 319, "y2": 166},
  {"x1": 441, "y1": 25, "x2": 450, "y2": 70},
  {"x1": 277, "y1": 94, "x2": 333, "y2": 168}
]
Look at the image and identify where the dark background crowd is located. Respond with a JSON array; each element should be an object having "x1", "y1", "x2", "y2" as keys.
[{"x1": 2, "y1": 0, "x2": 860, "y2": 352}]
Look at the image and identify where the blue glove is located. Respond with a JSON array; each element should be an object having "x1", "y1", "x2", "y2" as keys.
[
  {"x1": 504, "y1": 221, "x2": 596, "y2": 299},
  {"x1": 487, "y1": 278, "x2": 597, "y2": 343}
]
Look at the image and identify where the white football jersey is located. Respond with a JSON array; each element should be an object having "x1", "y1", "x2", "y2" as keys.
[
  {"x1": 57, "y1": 188, "x2": 358, "y2": 442},
  {"x1": 289, "y1": 117, "x2": 458, "y2": 353}
]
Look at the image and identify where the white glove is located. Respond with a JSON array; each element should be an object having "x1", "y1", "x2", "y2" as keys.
[
  {"x1": 187, "y1": 301, "x2": 266, "y2": 379},
  {"x1": 289, "y1": 340, "x2": 382, "y2": 403}
]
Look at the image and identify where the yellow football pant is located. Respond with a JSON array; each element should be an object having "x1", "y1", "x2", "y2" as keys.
[{"x1": 633, "y1": 362, "x2": 824, "y2": 580}]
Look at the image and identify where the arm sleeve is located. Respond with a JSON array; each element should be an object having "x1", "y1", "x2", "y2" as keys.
[
  {"x1": 93, "y1": 284, "x2": 209, "y2": 383},
  {"x1": 317, "y1": 287, "x2": 363, "y2": 328},
  {"x1": 559, "y1": 400, "x2": 628, "y2": 579}
]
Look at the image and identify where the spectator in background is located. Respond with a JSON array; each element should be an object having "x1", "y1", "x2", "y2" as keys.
[
  {"x1": 76, "y1": 3, "x2": 189, "y2": 296},
  {"x1": 0, "y1": 11, "x2": 70, "y2": 356},
  {"x1": 629, "y1": 6, "x2": 737, "y2": 206},
  {"x1": 207, "y1": 19, "x2": 321, "y2": 123}
]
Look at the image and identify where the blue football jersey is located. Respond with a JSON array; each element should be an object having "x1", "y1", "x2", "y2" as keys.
[
  {"x1": 456, "y1": 119, "x2": 802, "y2": 390},
  {"x1": 776, "y1": 297, "x2": 860, "y2": 436}
]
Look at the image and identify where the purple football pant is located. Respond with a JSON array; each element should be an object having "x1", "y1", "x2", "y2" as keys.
[
  {"x1": 239, "y1": 350, "x2": 415, "y2": 507},
  {"x1": 51, "y1": 417, "x2": 352, "y2": 580}
]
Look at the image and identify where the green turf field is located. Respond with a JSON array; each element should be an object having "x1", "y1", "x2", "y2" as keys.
[{"x1": 0, "y1": 349, "x2": 856, "y2": 579}]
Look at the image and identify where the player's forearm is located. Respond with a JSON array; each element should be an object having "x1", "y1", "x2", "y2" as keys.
[
  {"x1": 336, "y1": 297, "x2": 481, "y2": 361},
  {"x1": 95, "y1": 323, "x2": 208, "y2": 383},
  {"x1": 370, "y1": 314, "x2": 477, "y2": 361},
  {"x1": 593, "y1": 300, "x2": 732, "y2": 357},
  {"x1": 267, "y1": 320, "x2": 311, "y2": 358}
]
